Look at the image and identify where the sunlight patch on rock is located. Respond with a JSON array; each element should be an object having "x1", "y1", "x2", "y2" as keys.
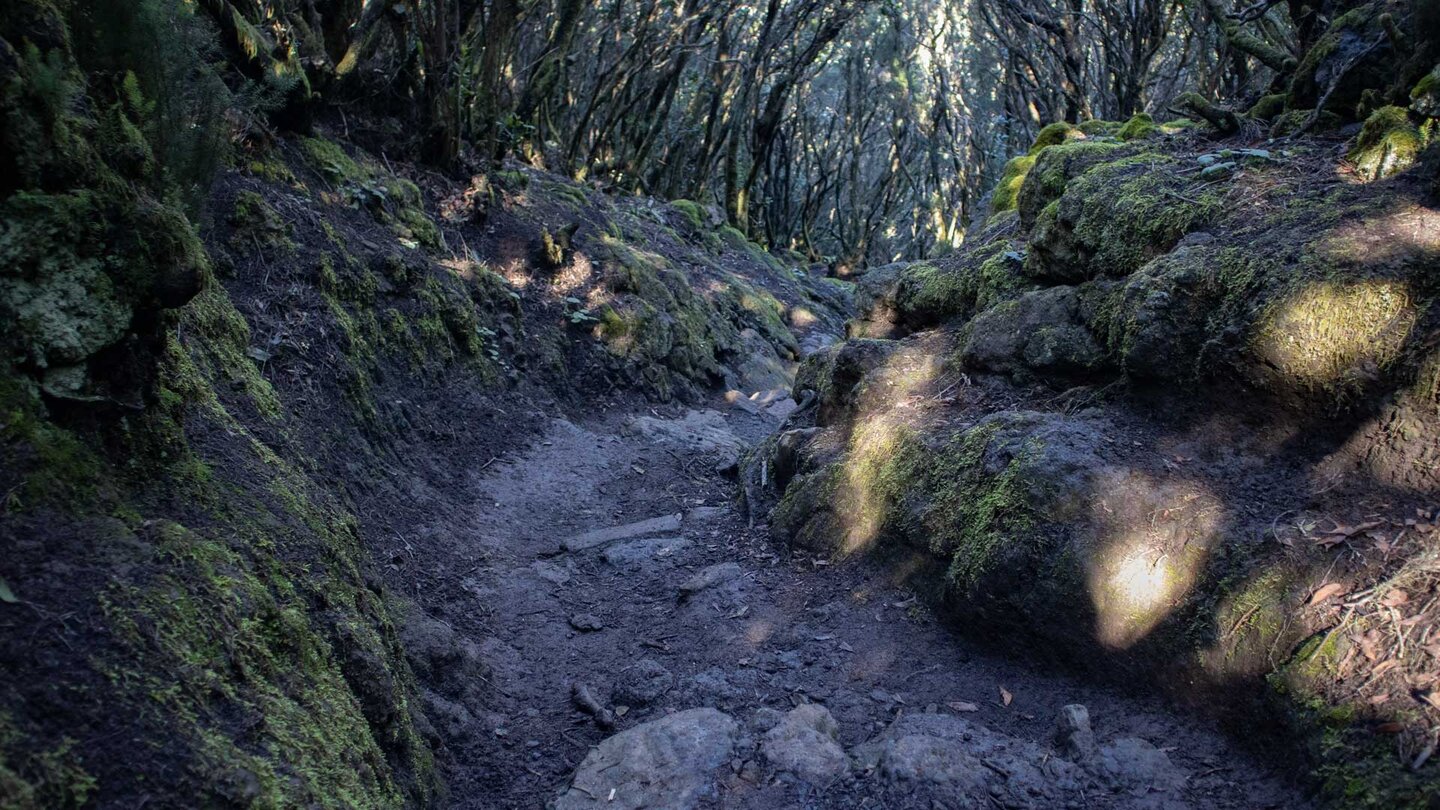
[
  {"x1": 1252, "y1": 280, "x2": 1415, "y2": 394},
  {"x1": 1087, "y1": 472, "x2": 1222, "y2": 650}
]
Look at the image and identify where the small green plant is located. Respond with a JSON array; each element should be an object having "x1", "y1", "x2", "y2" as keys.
[{"x1": 564, "y1": 297, "x2": 599, "y2": 324}]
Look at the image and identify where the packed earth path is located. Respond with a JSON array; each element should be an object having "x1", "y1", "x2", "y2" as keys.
[{"x1": 399, "y1": 386, "x2": 1313, "y2": 809}]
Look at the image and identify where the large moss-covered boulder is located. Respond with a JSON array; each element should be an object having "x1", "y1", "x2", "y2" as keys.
[
  {"x1": 1090, "y1": 236, "x2": 1228, "y2": 380},
  {"x1": 1025, "y1": 153, "x2": 1222, "y2": 283},
  {"x1": 890, "y1": 239, "x2": 1030, "y2": 331},
  {"x1": 1288, "y1": 2, "x2": 1398, "y2": 116},
  {"x1": 961, "y1": 286, "x2": 1108, "y2": 379},
  {"x1": 1117, "y1": 113, "x2": 1158, "y2": 141},
  {"x1": 769, "y1": 408, "x2": 1235, "y2": 655},
  {"x1": 1092, "y1": 187, "x2": 1438, "y2": 412},
  {"x1": 1015, "y1": 141, "x2": 1128, "y2": 230}
]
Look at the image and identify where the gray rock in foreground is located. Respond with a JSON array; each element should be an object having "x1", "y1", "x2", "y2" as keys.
[
  {"x1": 678, "y1": 562, "x2": 742, "y2": 598},
  {"x1": 854, "y1": 712, "x2": 1084, "y2": 806},
  {"x1": 760, "y1": 704, "x2": 849, "y2": 783},
  {"x1": 554, "y1": 708, "x2": 738, "y2": 810}
]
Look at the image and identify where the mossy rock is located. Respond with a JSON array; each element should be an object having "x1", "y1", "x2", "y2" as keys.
[
  {"x1": 988, "y1": 154, "x2": 1036, "y2": 216},
  {"x1": 1247, "y1": 94, "x2": 1288, "y2": 122},
  {"x1": 891, "y1": 241, "x2": 1031, "y2": 331},
  {"x1": 1090, "y1": 183, "x2": 1436, "y2": 411},
  {"x1": 591, "y1": 232, "x2": 809, "y2": 400},
  {"x1": 1, "y1": 192, "x2": 134, "y2": 369},
  {"x1": 771, "y1": 409, "x2": 1115, "y2": 603},
  {"x1": 1348, "y1": 106, "x2": 1431, "y2": 180},
  {"x1": 961, "y1": 286, "x2": 1108, "y2": 379},
  {"x1": 1076, "y1": 119, "x2": 1121, "y2": 136},
  {"x1": 1028, "y1": 122, "x2": 1083, "y2": 154},
  {"x1": 989, "y1": 124, "x2": 1100, "y2": 219},
  {"x1": 1413, "y1": 64, "x2": 1440, "y2": 117},
  {"x1": 1025, "y1": 153, "x2": 1222, "y2": 282},
  {"x1": 793, "y1": 338, "x2": 903, "y2": 425},
  {"x1": 1117, "y1": 113, "x2": 1158, "y2": 141},
  {"x1": 669, "y1": 199, "x2": 708, "y2": 230},
  {"x1": 1287, "y1": 2, "x2": 1395, "y2": 118},
  {"x1": 1270, "y1": 108, "x2": 1344, "y2": 137},
  {"x1": 1015, "y1": 141, "x2": 1128, "y2": 230},
  {"x1": 0, "y1": 14, "x2": 206, "y2": 403}
]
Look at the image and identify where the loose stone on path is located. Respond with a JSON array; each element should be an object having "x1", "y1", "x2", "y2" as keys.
[
  {"x1": 560, "y1": 513, "x2": 682, "y2": 552},
  {"x1": 553, "y1": 708, "x2": 738, "y2": 810}
]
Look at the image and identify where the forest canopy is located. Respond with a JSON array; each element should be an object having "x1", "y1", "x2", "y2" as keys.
[{"x1": 36, "y1": 0, "x2": 1432, "y2": 269}]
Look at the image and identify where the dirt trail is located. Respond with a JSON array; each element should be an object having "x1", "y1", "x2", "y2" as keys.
[{"x1": 416, "y1": 395, "x2": 1308, "y2": 809}]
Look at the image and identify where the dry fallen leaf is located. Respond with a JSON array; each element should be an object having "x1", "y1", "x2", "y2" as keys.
[
  {"x1": 999, "y1": 686, "x2": 1013, "y2": 707},
  {"x1": 948, "y1": 701, "x2": 979, "y2": 712},
  {"x1": 1372, "y1": 660, "x2": 1401, "y2": 677},
  {"x1": 1357, "y1": 630, "x2": 1383, "y2": 662},
  {"x1": 1308, "y1": 582, "x2": 1348, "y2": 606},
  {"x1": 1326, "y1": 520, "x2": 1384, "y2": 537},
  {"x1": 1381, "y1": 590, "x2": 1410, "y2": 607}
]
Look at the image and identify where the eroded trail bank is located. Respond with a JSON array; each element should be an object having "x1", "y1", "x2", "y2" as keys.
[{"x1": 422, "y1": 398, "x2": 1306, "y2": 808}]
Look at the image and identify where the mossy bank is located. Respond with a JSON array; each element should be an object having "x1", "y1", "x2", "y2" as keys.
[{"x1": 755, "y1": 101, "x2": 1440, "y2": 808}]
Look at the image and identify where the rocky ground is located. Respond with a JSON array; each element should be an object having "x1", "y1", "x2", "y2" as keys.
[{"x1": 401, "y1": 387, "x2": 1308, "y2": 808}]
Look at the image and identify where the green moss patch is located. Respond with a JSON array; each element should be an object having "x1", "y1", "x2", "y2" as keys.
[
  {"x1": 1029, "y1": 122, "x2": 1082, "y2": 154},
  {"x1": 1117, "y1": 113, "x2": 1157, "y2": 141},
  {"x1": 1347, "y1": 106, "x2": 1430, "y2": 181},
  {"x1": 1027, "y1": 153, "x2": 1222, "y2": 281},
  {"x1": 989, "y1": 154, "x2": 1036, "y2": 216},
  {"x1": 892, "y1": 240, "x2": 1030, "y2": 329},
  {"x1": 299, "y1": 137, "x2": 440, "y2": 251},
  {"x1": 1015, "y1": 140, "x2": 1128, "y2": 229}
]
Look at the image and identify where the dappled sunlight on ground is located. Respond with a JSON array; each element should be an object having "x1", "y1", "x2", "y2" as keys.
[
  {"x1": 1086, "y1": 471, "x2": 1224, "y2": 650},
  {"x1": 584, "y1": 286, "x2": 613, "y2": 309},
  {"x1": 498, "y1": 257, "x2": 532, "y2": 288},
  {"x1": 439, "y1": 256, "x2": 481, "y2": 279},
  {"x1": 550, "y1": 252, "x2": 595, "y2": 295},
  {"x1": 744, "y1": 618, "x2": 776, "y2": 646}
]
